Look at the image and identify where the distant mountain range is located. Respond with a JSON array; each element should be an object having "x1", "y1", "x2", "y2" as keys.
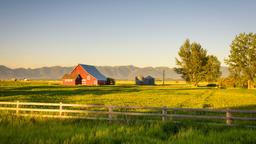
[{"x1": 0, "y1": 65, "x2": 229, "y2": 80}]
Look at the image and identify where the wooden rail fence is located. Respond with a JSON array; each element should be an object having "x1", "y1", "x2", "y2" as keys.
[{"x1": 0, "y1": 101, "x2": 256, "y2": 126}]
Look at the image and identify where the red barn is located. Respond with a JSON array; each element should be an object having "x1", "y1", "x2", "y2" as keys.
[{"x1": 62, "y1": 64, "x2": 107, "y2": 86}]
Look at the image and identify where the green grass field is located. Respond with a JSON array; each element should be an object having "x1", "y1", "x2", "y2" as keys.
[
  {"x1": 0, "y1": 80, "x2": 256, "y2": 109},
  {"x1": 0, "y1": 113, "x2": 255, "y2": 144},
  {"x1": 0, "y1": 80, "x2": 256, "y2": 143}
]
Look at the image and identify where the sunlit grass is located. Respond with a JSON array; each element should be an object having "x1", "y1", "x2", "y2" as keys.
[
  {"x1": 0, "y1": 114, "x2": 255, "y2": 144},
  {"x1": 0, "y1": 80, "x2": 256, "y2": 109},
  {"x1": 0, "y1": 81, "x2": 256, "y2": 143}
]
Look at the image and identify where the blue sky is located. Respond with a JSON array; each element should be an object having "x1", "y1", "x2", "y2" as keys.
[{"x1": 0, "y1": 0, "x2": 256, "y2": 68}]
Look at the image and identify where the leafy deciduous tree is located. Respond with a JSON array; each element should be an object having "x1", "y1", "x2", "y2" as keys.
[
  {"x1": 225, "y1": 33, "x2": 256, "y2": 89},
  {"x1": 175, "y1": 39, "x2": 221, "y2": 86},
  {"x1": 205, "y1": 55, "x2": 221, "y2": 82}
]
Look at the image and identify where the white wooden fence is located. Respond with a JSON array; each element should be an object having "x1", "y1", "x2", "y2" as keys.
[{"x1": 0, "y1": 101, "x2": 256, "y2": 126}]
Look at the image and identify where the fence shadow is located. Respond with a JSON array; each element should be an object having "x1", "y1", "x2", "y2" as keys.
[{"x1": 226, "y1": 104, "x2": 256, "y2": 110}]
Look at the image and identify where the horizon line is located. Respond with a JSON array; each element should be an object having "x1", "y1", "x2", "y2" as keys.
[{"x1": 1, "y1": 64, "x2": 228, "y2": 69}]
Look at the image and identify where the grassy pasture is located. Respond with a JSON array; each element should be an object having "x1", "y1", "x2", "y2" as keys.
[
  {"x1": 0, "y1": 80, "x2": 256, "y2": 143},
  {"x1": 0, "y1": 80, "x2": 256, "y2": 109},
  {"x1": 0, "y1": 114, "x2": 255, "y2": 144}
]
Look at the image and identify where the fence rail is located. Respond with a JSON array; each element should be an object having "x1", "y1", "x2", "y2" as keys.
[{"x1": 0, "y1": 101, "x2": 255, "y2": 126}]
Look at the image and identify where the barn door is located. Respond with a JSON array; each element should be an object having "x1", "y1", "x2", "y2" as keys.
[{"x1": 76, "y1": 77, "x2": 82, "y2": 85}]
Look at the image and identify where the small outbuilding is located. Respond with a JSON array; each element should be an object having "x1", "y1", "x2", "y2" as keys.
[
  {"x1": 144, "y1": 76, "x2": 155, "y2": 85},
  {"x1": 135, "y1": 75, "x2": 155, "y2": 85}
]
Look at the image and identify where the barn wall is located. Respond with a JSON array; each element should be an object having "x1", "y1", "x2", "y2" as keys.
[
  {"x1": 98, "y1": 80, "x2": 106, "y2": 85},
  {"x1": 62, "y1": 79, "x2": 76, "y2": 86}
]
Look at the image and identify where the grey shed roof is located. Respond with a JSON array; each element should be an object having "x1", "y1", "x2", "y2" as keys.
[
  {"x1": 79, "y1": 64, "x2": 107, "y2": 81},
  {"x1": 145, "y1": 75, "x2": 154, "y2": 79}
]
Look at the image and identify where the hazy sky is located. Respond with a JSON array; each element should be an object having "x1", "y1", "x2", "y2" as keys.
[{"x1": 0, "y1": 0, "x2": 256, "y2": 68}]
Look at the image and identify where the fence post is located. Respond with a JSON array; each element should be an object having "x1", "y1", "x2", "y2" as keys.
[
  {"x1": 16, "y1": 101, "x2": 19, "y2": 115},
  {"x1": 108, "y1": 106, "x2": 113, "y2": 121},
  {"x1": 59, "y1": 102, "x2": 62, "y2": 117},
  {"x1": 226, "y1": 109, "x2": 232, "y2": 126},
  {"x1": 162, "y1": 106, "x2": 167, "y2": 121}
]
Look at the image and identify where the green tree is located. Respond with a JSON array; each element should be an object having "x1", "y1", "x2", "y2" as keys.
[
  {"x1": 205, "y1": 55, "x2": 221, "y2": 82},
  {"x1": 225, "y1": 33, "x2": 256, "y2": 89},
  {"x1": 175, "y1": 39, "x2": 221, "y2": 86}
]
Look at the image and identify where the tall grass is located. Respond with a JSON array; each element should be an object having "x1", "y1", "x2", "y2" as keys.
[{"x1": 0, "y1": 114, "x2": 255, "y2": 144}]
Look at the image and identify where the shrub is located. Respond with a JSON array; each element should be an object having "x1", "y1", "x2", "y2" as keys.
[
  {"x1": 218, "y1": 77, "x2": 249, "y2": 88},
  {"x1": 106, "y1": 78, "x2": 115, "y2": 85},
  {"x1": 206, "y1": 83, "x2": 218, "y2": 87},
  {"x1": 162, "y1": 122, "x2": 186, "y2": 135}
]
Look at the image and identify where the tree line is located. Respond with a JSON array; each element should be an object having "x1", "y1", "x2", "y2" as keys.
[{"x1": 175, "y1": 32, "x2": 256, "y2": 89}]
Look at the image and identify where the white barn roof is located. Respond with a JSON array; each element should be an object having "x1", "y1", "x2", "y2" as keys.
[{"x1": 79, "y1": 64, "x2": 107, "y2": 81}]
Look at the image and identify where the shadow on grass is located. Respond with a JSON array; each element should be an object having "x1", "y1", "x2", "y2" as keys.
[
  {"x1": 227, "y1": 104, "x2": 256, "y2": 110},
  {"x1": 0, "y1": 85, "x2": 141, "y2": 98},
  {"x1": 157, "y1": 87, "x2": 215, "y2": 91}
]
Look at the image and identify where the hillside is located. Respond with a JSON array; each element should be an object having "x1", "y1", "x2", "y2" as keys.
[{"x1": 0, "y1": 65, "x2": 229, "y2": 80}]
